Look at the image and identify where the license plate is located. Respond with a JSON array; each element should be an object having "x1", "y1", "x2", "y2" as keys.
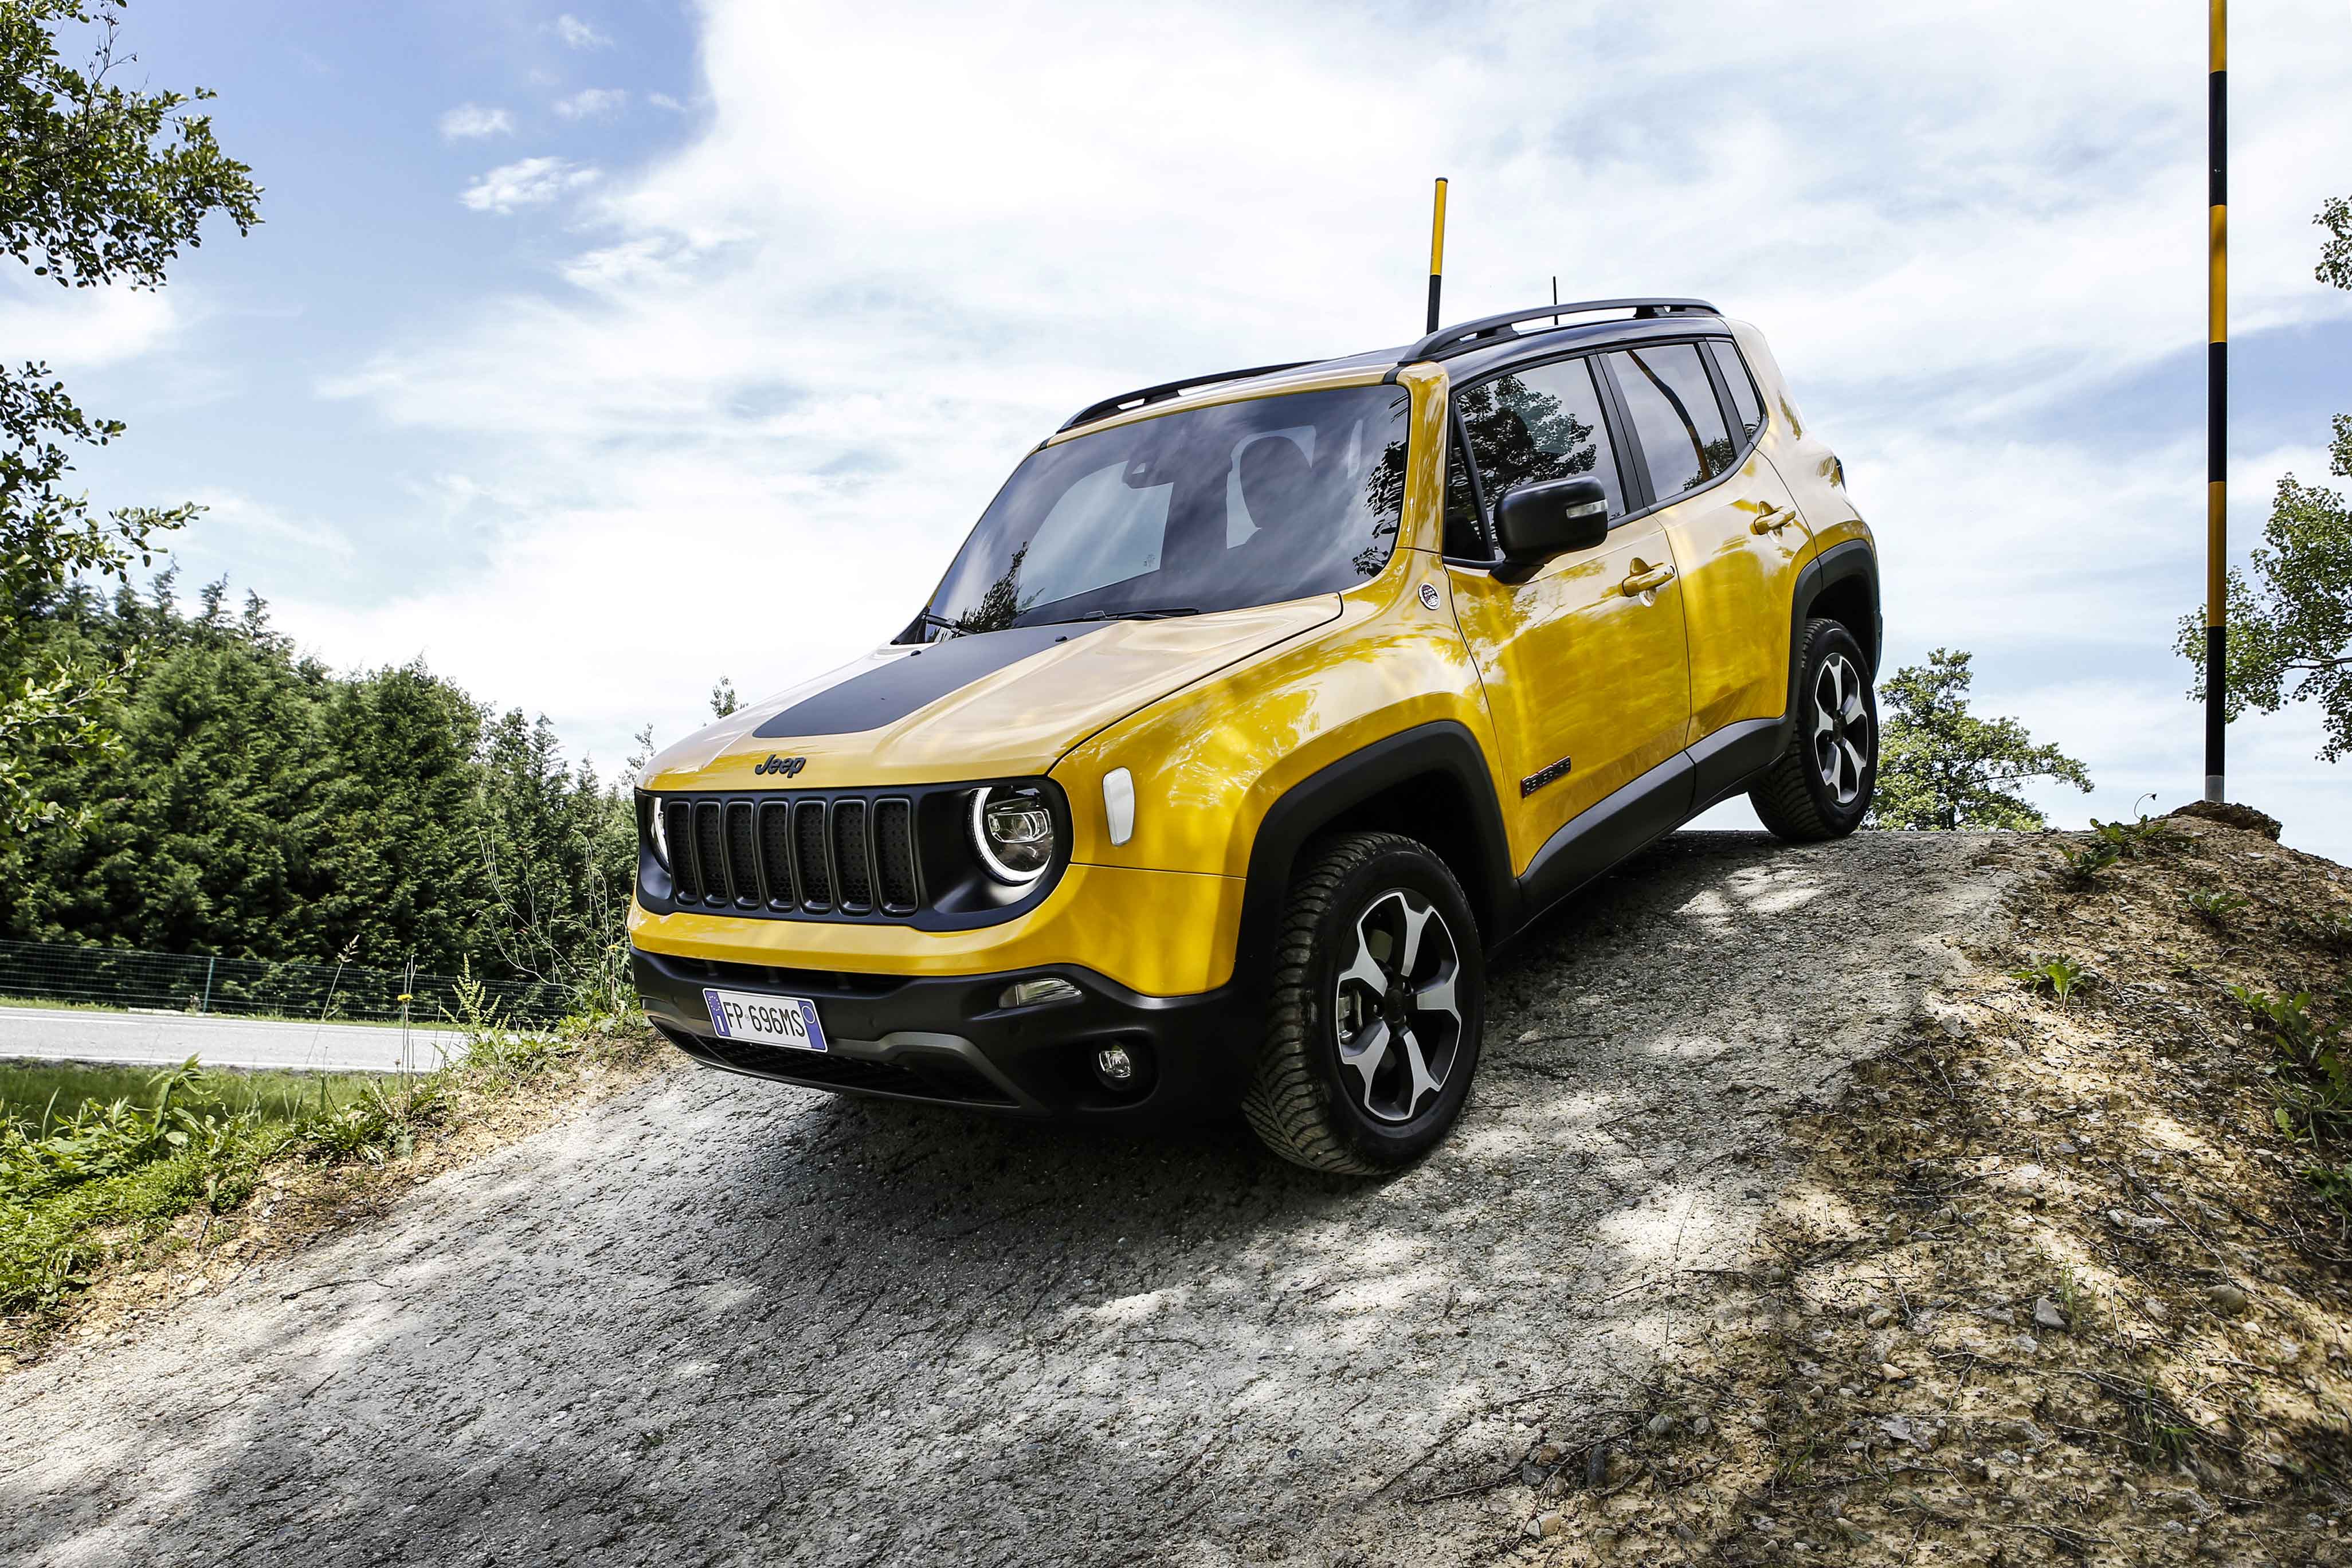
[{"x1": 701, "y1": 987, "x2": 829, "y2": 1053}]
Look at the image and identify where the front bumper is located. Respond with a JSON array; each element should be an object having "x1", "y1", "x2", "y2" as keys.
[{"x1": 631, "y1": 948, "x2": 1252, "y2": 1122}]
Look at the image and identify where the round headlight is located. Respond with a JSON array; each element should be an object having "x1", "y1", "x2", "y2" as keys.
[{"x1": 970, "y1": 786, "x2": 1055, "y2": 885}]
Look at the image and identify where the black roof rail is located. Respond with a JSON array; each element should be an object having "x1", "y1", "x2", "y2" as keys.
[
  {"x1": 1404, "y1": 297, "x2": 1720, "y2": 363},
  {"x1": 1057, "y1": 360, "x2": 1316, "y2": 433}
]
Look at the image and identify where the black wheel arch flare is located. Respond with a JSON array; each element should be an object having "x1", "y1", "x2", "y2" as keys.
[{"x1": 1229, "y1": 721, "x2": 1516, "y2": 998}]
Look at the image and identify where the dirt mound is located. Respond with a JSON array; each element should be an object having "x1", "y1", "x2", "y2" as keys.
[
  {"x1": 1519, "y1": 814, "x2": 2352, "y2": 1566},
  {"x1": 2169, "y1": 799, "x2": 2284, "y2": 841}
]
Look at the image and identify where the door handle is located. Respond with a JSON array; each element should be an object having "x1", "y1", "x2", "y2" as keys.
[
  {"x1": 1750, "y1": 505, "x2": 1796, "y2": 535},
  {"x1": 1620, "y1": 560, "x2": 1676, "y2": 597}
]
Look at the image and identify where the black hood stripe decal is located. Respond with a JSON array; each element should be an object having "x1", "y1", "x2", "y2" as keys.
[{"x1": 752, "y1": 624, "x2": 1110, "y2": 739}]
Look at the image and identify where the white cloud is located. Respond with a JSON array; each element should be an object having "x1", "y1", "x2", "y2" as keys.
[
  {"x1": 552, "y1": 88, "x2": 626, "y2": 121},
  {"x1": 457, "y1": 156, "x2": 601, "y2": 214},
  {"x1": 647, "y1": 93, "x2": 687, "y2": 113},
  {"x1": 437, "y1": 104, "x2": 513, "y2": 140},
  {"x1": 0, "y1": 273, "x2": 178, "y2": 369},
  {"x1": 302, "y1": 0, "x2": 2352, "y2": 814},
  {"x1": 551, "y1": 13, "x2": 611, "y2": 49}
]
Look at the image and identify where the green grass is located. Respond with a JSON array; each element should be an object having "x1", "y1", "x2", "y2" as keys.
[
  {"x1": 0, "y1": 968, "x2": 606, "y2": 1323},
  {"x1": 1, "y1": 1059, "x2": 385, "y2": 1138}
]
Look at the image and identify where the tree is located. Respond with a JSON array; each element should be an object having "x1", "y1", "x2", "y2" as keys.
[
  {"x1": 1870, "y1": 649, "x2": 2092, "y2": 830},
  {"x1": 1, "y1": 0, "x2": 260, "y2": 832},
  {"x1": 2178, "y1": 196, "x2": 2352, "y2": 760},
  {"x1": 708, "y1": 676, "x2": 737, "y2": 719}
]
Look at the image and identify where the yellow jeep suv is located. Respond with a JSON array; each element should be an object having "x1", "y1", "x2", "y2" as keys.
[{"x1": 629, "y1": 297, "x2": 1880, "y2": 1173}]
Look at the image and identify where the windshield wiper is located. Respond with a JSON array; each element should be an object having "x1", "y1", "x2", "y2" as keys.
[
  {"x1": 909, "y1": 610, "x2": 964, "y2": 640},
  {"x1": 1060, "y1": 606, "x2": 1202, "y2": 624}
]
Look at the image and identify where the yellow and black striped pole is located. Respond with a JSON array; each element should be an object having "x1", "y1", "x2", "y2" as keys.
[
  {"x1": 2205, "y1": 0, "x2": 2228, "y2": 803},
  {"x1": 1426, "y1": 177, "x2": 1448, "y2": 334}
]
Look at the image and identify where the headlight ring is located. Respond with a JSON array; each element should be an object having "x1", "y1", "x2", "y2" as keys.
[{"x1": 969, "y1": 785, "x2": 1055, "y2": 885}]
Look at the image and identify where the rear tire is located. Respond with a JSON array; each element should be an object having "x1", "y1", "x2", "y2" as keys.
[
  {"x1": 1241, "y1": 832, "x2": 1485, "y2": 1175},
  {"x1": 1750, "y1": 617, "x2": 1877, "y2": 842}
]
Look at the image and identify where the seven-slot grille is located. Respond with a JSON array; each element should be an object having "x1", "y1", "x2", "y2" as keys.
[{"x1": 660, "y1": 795, "x2": 920, "y2": 917}]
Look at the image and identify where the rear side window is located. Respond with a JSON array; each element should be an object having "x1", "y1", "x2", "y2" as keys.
[
  {"x1": 1606, "y1": 344, "x2": 1733, "y2": 500},
  {"x1": 1444, "y1": 429, "x2": 1487, "y2": 557},
  {"x1": 1711, "y1": 341, "x2": 1765, "y2": 443},
  {"x1": 1455, "y1": 360, "x2": 1626, "y2": 519}
]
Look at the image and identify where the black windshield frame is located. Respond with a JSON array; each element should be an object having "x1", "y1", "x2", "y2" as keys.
[{"x1": 911, "y1": 385, "x2": 1414, "y2": 641}]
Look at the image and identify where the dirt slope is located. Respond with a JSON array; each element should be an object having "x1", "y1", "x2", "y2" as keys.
[{"x1": 0, "y1": 831, "x2": 2018, "y2": 1566}]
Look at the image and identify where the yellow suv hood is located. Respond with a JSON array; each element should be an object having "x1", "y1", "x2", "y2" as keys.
[{"x1": 642, "y1": 596, "x2": 1342, "y2": 791}]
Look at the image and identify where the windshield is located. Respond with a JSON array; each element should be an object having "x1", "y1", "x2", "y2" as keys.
[{"x1": 916, "y1": 385, "x2": 1412, "y2": 638}]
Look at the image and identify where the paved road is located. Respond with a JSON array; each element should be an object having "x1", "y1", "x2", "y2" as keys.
[
  {"x1": 0, "y1": 832, "x2": 2021, "y2": 1567},
  {"x1": 0, "y1": 1006, "x2": 463, "y2": 1075}
]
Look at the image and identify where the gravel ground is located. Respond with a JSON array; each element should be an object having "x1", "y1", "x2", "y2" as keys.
[{"x1": 0, "y1": 831, "x2": 2021, "y2": 1567}]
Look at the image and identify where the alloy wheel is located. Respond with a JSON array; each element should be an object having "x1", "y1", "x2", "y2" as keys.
[
  {"x1": 1332, "y1": 888, "x2": 1465, "y2": 1124},
  {"x1": 1811, "y1": 651, "x2": 1870, "y2": 807}
]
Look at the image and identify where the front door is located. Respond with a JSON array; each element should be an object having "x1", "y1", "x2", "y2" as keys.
[
  {"x1": 1597, "y1": 342, "x2": 1813, "y2": 742},
  {"x1": 1440, "y1": 358, "x2": 1694, "y2": 870}
]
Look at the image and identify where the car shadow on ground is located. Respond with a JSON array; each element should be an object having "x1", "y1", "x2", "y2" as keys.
[{"x1": 4, "y1": 832, "x2": 1993, "y2": 1567}]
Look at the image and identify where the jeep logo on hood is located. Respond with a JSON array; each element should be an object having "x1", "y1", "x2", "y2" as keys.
[{"x1": 754, "y1": 754, "x2": 807, "y2": 777}]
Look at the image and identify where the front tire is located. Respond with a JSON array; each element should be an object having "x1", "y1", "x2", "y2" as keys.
[
  {"x1": 1242, "y1": 832, "x2": 1485, "y2": 1175},
  {"x1": 1750, "y1": 617, "x2": 1877, "y2": 841}
]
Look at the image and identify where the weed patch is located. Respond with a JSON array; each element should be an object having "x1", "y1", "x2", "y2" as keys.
[{"x1": 2, "y1": 998, "x2": 660, "y2": 1337}]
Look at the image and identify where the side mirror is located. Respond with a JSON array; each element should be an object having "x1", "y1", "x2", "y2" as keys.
[{"x1": 1493, "y1": 476, "x2": 1610, "y2": 580}]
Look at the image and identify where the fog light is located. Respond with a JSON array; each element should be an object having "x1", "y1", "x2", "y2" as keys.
[
  {"x1": 1094, "y1": 1044, "x2": 1137, "y2": 1084},
  {"x1": 999, "y1": 977, "x2": 1081, "y2": 1010}
]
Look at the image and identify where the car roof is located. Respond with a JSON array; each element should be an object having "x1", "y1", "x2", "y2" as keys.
[{"x1": 1055, "y1": 297, "x2": 1731, "y2": 438}]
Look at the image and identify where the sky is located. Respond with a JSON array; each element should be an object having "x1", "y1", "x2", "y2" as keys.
[{"x1": 10, "y1": 0, "x2": 2351, "y2": 857}]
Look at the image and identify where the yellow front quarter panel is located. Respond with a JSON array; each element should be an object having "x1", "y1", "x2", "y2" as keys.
[{"x1": 1052, "y1": 553, "x2": 1500, "y2": 895}]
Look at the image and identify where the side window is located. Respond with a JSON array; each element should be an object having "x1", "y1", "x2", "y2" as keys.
[
  {"x1": 1606, "y1": 344, "x2": 1734, "y2": 500},
  {"x1": 1456, "y1": 359, "x2": 1626, "y2": 520},
  {"x1": 1710, "y1": 341, "x2": 1765, "y2": 445},
  {"x1": 1444, "y1": 426, "x2": 1487, "y2": 557}
]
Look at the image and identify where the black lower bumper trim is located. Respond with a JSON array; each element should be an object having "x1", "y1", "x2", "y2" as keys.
[{"x1": 631, "y1": 948, "x2": 1251, "y2": 1122}]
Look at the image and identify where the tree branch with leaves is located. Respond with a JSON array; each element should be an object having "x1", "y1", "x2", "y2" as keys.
[
  {"x1": 1, "y1": 0, "x2": 260, "y2": 832},
  {"x1": 2175, "y1": 197, "x2": 2352, "y2": 762}
]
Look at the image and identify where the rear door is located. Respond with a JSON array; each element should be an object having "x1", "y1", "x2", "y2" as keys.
[
  {"x1": 1440, "y1": 357, "x2": 1693, "y2": 869},
  {"x1": 1596, "y1": 341, "x2": 1811, "y2": 743}
]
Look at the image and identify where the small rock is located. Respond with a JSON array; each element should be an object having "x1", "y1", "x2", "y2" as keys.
[
  {"x1": 2033, "y1": 1297, "x2": 2068, "y2": 1331},
  {"x1": 1532, "y1": 1441, "x2": 1562, "y2": 1465},
  {"x1": 2143, "y1": 1297, "x2": 2169, "y2": 1323},
  {"x1": 1866, "y1": 1307, "x2": 1894, "y2": 1330},
  {"x1": 1645, "y1": 1413, "x2": 1677, "y2": 1438},
  {"x1": 1519, "y1": 1461, "x2": 1545, "y2": 1487},
  {"x1": 1516, "y1": 1028, "x2": 1543, "y2": 1043},
  {"x1": 2207, "y1": 1283, "x2": 2248, "y2": 1315},
  {"x1": 1689, "y1": 1414, "x2": 1711, "y2": 1436},
  {"x1": 1586, "y1": 1441, "x2": 1609, "y2": 1488},
  {"x1": 1535, "y1": 1512, "x2": 1567, "y2": 1538},
  {"x1": 1877, "y1": 1362, "x2": 1911, "y2": 1382}
]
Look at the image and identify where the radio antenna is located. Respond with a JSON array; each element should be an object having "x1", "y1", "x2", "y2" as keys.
[{"x1": 1425, "y1": 178, "x2": 1448, "y2": 333}]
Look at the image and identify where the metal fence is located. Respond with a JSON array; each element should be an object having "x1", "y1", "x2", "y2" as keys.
[{"x1": 0, "y1": 939, "x2": 566, "y2": 1026}]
